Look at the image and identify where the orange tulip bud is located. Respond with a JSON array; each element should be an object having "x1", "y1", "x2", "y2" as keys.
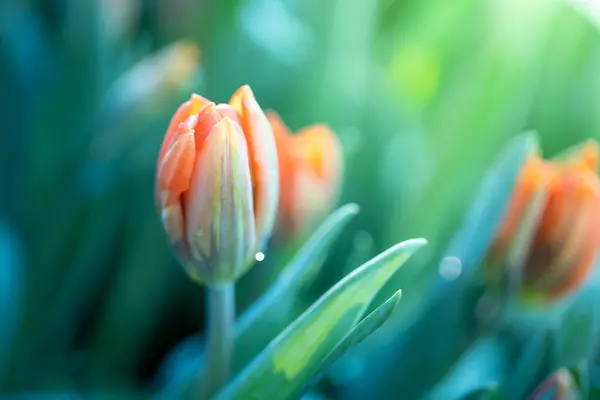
[
  {"x1": 156, "y1": 86, "x2": 279, "y2": 284},
  {"x1": 267, "y1": 111, "x2": 343, "y2": 240},
  {"x1": 487, "y1": 140, "x2": 600, "y2": 301}
]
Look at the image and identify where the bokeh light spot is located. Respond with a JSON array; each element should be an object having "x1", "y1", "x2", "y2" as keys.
[{"x1": 439, "y1": 256, "x2": 462, "y2": 280}]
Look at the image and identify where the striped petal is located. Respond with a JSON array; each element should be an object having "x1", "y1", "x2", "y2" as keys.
[
  {"x1": 230, "y1": 85, "x2": 279, "y2": 251},
  {"x1": 267, "y1": 111, "x2": 296, "y2": 234},
  {"x1": 525, "y1": 167, "x2": 600, "y2": 298},
  {"x1": 486, "y1": 155, "x2": 551, "y2": 278},
  {"x1": 184, "y1": 117, "x2": 257, "y2": 283},
  {"x1": 158, "y1": 93, "x2": 209, "y2": 162},
  {"x1": 157, "y1": 114, "x2": 197, "y2": 195},
  {"x1": 215, "y1": 103, "x2": 242, "y2": 126}
]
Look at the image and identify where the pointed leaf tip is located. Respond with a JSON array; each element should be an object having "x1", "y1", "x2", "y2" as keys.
[
  {"x1": 339, "y1": 203, "x2": 360, "y2": 215},
  {"x1": 318, "y1": 288, "x2": 404, "y2": 381}
]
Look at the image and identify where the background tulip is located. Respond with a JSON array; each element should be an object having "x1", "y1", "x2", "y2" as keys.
[
  {"x1": 267, "y1": 111, "x2": 343, "y2": 241},
  {"x1": 487, "y1": 140, "x2": 600, "y2": 302},
  {"x1": 156, "y1": 85, "x2": 279, "y2": 285}
]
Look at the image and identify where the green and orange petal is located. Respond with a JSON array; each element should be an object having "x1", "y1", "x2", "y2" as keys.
[
  {"x1": 489, "y1": 139, "x2": 600, "y2": 301},
  {"x1": 524, "y1": 165, "x2": 600, "y2": 298},
  {"x1": 230, "y1": 86, "x2": 279, "y2": 248},
  {"x1": 183, "y1": 117, "x2": 257, "y2": 283}
]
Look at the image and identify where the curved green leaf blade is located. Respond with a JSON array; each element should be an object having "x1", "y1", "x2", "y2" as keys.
[
  {"x1": 502, "y1": 330, "x2": 553, "y2": 399},
  {"x1": 157, "y1": 204, "x2": 360, "y2": 397},
  {"x1": 317, "y1": 289, "x2": 402, "y2": 390},
  {"x1": 556, "y1": 301, "x2": 599, "y2": 368},
  {"x1": 554, "y1": 264, "x2": 600, "y2": 369},
  {"x1": 215, "y1": 238, "x2": 427, "y2": 400},
  {"x1": 321, "y1": 290, "x2": 401, "y2": 373},
  {"x1": 307, "y1": 291, "x2": 403, "y2": 397},
  {"x1": 425, "y1": 334, "x2": 512, "y2": 400}
]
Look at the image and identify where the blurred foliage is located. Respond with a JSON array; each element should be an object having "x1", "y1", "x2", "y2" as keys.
[{"x1": 2, "y1": 0, "x2": 600, "y2": 399}]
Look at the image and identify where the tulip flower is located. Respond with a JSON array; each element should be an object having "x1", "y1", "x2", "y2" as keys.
[
  {"x1": 487, "y1": 140, "x2": 600, "y2": 301},
  {"x1": 155, "y1": 85, "x2": 279, "y2": 284},
  {"x1": 267, "y1": 111, "x2": 343, "y2": 240}
]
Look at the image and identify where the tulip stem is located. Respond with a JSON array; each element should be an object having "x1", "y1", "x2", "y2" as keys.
[{"x1": 201, "y1": 283, "x2": 235, "y2": 399}]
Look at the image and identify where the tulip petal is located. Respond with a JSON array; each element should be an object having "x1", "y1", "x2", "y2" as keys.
[
  {"x1": 157, "y1": 114, "x2": 197, "y2": 195},
  {"x1": 266, "y1": 111, "x2": 294, "y2": 138},
  {"x1": 194, "y1": 103, "x2": 224, "y2": 150},
  {"x1": 155, "y1": 123, "x2": 196, "y2": 259},
  {"x1": 216, "y1": 103, "x2": 242, "y2": 126},
  {"x1": 556, "y1": 139, "x2": 599, "y2": 173},
  {"x1": 526, "y1": 167, "x2": 600, "y2": 298},
  {"x1": 296, "y1": 124, "x2": 343, "y2": 183},
  {"x1": 287, "y1": 123, "x2": 343, "y2": 238},
  {"x1": 268, "y1": 113, "x2": 344, "y2": 239},
  {"x1": 292, "y1": 169, "x2": 333, "y2": 237},
  {"x1": 159, "y1": 93, "x2": 209, "y2": 162},
  {"x1": 184, "y1": 117, "x2": 257, "y2": 282},
  {"x1": 230, "y1": 85, "x2": 279, "y2": 249},
  {"x1": 486, "y1": 155, "x2": 550, "y2": 277},
  {"x1": 268, "y1": 112, "x2": 296, "y2": 234},
  {"x1": 487, "y1": 140, "x2": 600, "y2": 301},
  {"x1": 160, "y1": 200, "x2": 186, "y2": 247},
  {"x1": 572, "y1": 139, "x2": 598, "y2": 172}
]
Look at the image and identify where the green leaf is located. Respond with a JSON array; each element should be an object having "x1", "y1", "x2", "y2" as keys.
[
  {"x1": 425, "y1": 334, "x2": 512, "y2": 400},
  {"x1": 460, "y1": 388, "x2": 502, "y2": 400},
  {"x1": 319, "y1": 289, "x2": 402, "y2": 377},
  {"x1": 0, "y1": 222, "x2": 23, "y2": 383},
  {"x1": 501, "y1": 330, "x2": 553, "y2": 399},
  {"x1": 214, "y1": 238, "x2": 427, "y2": 400},
  {"x1": 158, "y1": 204, "x2": 360, "y2": 397},
  {"x1": 569, "y1": 361, "x2": 590, "y2": 399},
  {"x1": 556, "y1": 302, "x2": 599, "y2": 367},
  {"x1": 590, "y1": 362, "x2": 600, "y2": 397},
  {"x1": 555, "y1": 265, "x2": 600, "y2": 368}
]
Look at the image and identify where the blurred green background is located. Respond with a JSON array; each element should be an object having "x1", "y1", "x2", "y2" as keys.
[{"x1": 1, "y1": 0, "x2": 600, "y2": 398}]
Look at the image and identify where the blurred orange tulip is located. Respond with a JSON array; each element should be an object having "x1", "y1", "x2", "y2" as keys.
[
  {"x1": 155, "y1": 86, "x2": 279, "y2": 284},
  {"x1": 487, "y1": 140, "x2": 600, "y2": 301},
  {"x1": 267, "y1": 112, "x2": 343, "y2": 240}
]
